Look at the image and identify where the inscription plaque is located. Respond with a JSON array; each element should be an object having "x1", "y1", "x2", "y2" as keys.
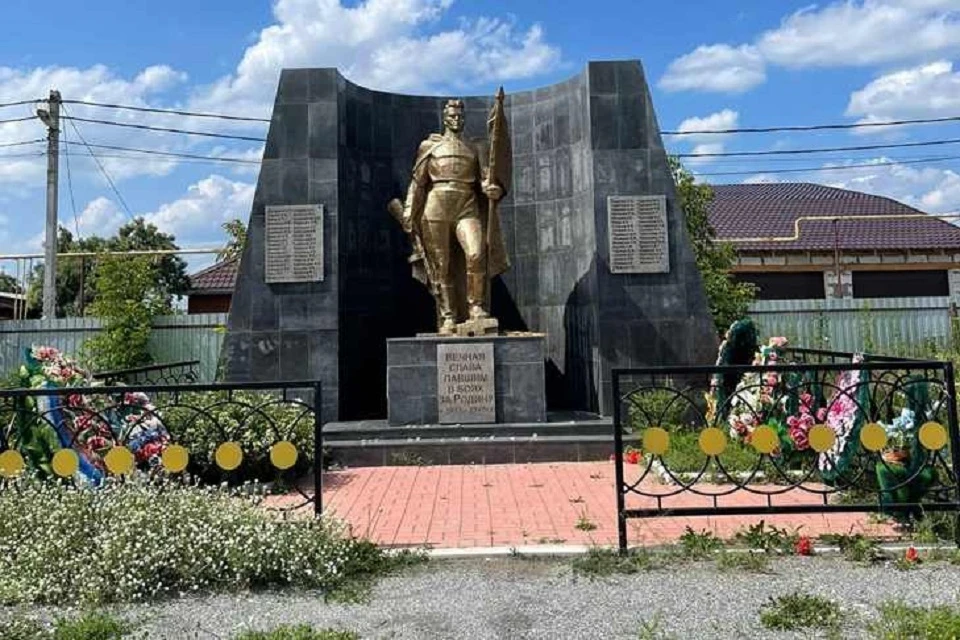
[
  {"x1": 607, "y1": 195, "x2": 669, "y2": 274},
  {"x1": 264, "y1": 204, "x2": 324, "y2": 283},
  {"x1": 437, "y1": 342, "x2": 495, "y2": 424}
]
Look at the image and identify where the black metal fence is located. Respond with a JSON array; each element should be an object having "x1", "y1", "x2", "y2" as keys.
[
  {"x1": 613, "y1": 352, "x2": 960, "y2": 551},
  {"x1": 0, "y1": 379, "x2": 324, "y2": 515},
  {"x1": 91, "y1": 360, "x2": 201, "y2": 385}
]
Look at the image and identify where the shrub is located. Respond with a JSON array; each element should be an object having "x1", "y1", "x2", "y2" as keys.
[
  {"x1": 0, "y1": 475, "x2": 421, "y2": 605},
  {"x1": 234, "y1": 626, "x2": 359, "y2": 640},
  {"x1": 160, "y1": 390, "x2": 317, "y2": 484},
  {"x1": 870, "y1": 601, "x2": 960, "y2": 639},
  {"x1": 0, "y1": 611, "x2": 131, "y2": 640},
  {"x1": 759, "y1": 591, "x2": 842, "y2": 632}
]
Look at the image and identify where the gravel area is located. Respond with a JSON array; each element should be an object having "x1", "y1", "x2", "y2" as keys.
[{"x1": 9, "y1": 555, "x2": 960, "y2": 639}]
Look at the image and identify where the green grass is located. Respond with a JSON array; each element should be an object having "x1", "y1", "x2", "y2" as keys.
[
  {"x1": 0, "y1": 611, "x2": 133, "y2": 640},
  {"x1": 869, "y1": 601, "x2": 960, "y2": 639},
  {"x1": 571, "y1": 548, "x2": 658, "y2": 576},
  {"x1": 716, "y1": 551, "x2": 772, "y2": 573},
  {"x1": 656, "y1": 431, "x2": 760, "y2": 477},
  {"x1": 677, "y1": 527, "x2": 723, "y2": 559},
  {"x1": 759, "y1": 591, "x2": 842, "y2": 632},
  {"x1": 818, "y1": 532, "x2": 886, "y2": 563},
  {"x1": 733, "y1": 520, "x2": 800, "y2": 554},
  {"x1": 233, "y1": 626, "x2": 359, "y2": 640}
]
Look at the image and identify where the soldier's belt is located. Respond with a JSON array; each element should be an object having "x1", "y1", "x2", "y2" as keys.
[{"x1": 431, "y1": 181, "x2": 475, "y2": 192}]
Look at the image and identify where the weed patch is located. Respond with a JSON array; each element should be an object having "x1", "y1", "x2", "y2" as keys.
[
  {"x1": 759, "y1": 591, "x2": 842, "y2": 632},
  {"x1": 869, "y1": 601, "x2": 960, "y2": 639}
]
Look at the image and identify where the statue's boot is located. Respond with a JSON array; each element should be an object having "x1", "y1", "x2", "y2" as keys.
[
  {"x1": 438, "y1": 284, "x2": 457, "y2": 334},
  {"x1": 467, "y1": 271, "x2": 489, "y2": 320}
]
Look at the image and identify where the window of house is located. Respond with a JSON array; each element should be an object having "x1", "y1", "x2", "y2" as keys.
[
  {"x1": 851, "y1": 270, "x2": 949, "y2": 298},
  {"x1": 732, "y1": 272, "x2": 826, "y2": 300}
]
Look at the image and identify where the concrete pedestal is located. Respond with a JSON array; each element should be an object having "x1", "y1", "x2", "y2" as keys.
[{"x1": 386, "y1": 334, "x2": 547, "y2": 425}]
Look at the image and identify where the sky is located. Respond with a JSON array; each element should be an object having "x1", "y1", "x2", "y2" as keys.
[{"x1": 1, "y1": 0, "x2": 960, "y2": 280}]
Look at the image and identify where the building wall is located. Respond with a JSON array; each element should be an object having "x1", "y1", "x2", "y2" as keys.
[{"x1": 187, "y1": 294, "x2": 231, "y2": 314}]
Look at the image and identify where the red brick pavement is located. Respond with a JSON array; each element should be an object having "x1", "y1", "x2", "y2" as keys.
[{"x1": 267, "y1": 461, "x2": 896, "y2": 548}]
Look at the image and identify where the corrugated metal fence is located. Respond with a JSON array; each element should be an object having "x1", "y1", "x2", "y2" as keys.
[
  {"x1": 0, "y1": 313, "x2": 227, "y2": 381},
  {"x1": 748, "y1": 297, "x2": 957, "y2": 355}
]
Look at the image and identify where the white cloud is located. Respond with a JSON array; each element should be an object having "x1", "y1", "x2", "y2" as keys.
[
  {"x1": 661, "y1": 0, "x2": 960, "y2": 93},
  {"x1": 190, "y1": 0, "x2": 560, "y2": 115},
  {"x1": 74, "y1": 196, "x2": 126, "y2": 237},
  {"x1": 821, "y1": 159, "x2": 960, "y2": 214},
  {"x1": 659, "y1": 45, "x2": 765, "y2": 93},
  {"x1": 671, "y1": 110, "x2": 740, "y2": 164},
  {"x1": 143, "y1": 174, "x2": 255, "y2": 243},
  {"x1": 758, "y1": 0, "x2": 960, "y2": 68},
  {"x1": 846, "y1": 60, "x2": 960, "y2": 125}
]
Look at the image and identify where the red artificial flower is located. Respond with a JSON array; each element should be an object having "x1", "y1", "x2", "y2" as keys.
[
  {"x1": 795, "y1": 536, "x2": 813, "y2": 556},
  {"x1": 625, "y1": 450, "x2": 641, "y2": 465},
  {"x1": 905, "y1": 546, "x2": 919, "y2": 563},
  {"x1": 138, "y1": 441, "x2": 164, "y2": 462}
]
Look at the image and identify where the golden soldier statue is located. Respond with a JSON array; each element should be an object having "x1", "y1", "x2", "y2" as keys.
[{"x1": 388, "y1": 89, "x2": 511, "y2": 335}]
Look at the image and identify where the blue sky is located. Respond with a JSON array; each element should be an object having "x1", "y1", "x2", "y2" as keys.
[{"x1": 1, "y1": 0, "x2": 959, "y2": 280}]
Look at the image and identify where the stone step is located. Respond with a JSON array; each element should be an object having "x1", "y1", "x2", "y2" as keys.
[
  {"x1": 324, "y1": 433, "x2": 641, "y2": 467},
  {"x1": 321, "y1": 417, "x2": 615, "y2": 442}
]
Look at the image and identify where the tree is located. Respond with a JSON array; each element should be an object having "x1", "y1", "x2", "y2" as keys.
[
  {"x1": 25, "y1": 218, "x2": 189, "y2": 317},
  {"x1": 217, "y1": 218, "x2": 246, "y2": 263},
  {"x1": 81, "y1": 255, "x2": 166, "y2": 371},
  {"x1": 0, "y1": 273, "x2": 22, "y2": 293},
  {"x1": 671, "y1": 156, "x2": 756, "y2": 334}
]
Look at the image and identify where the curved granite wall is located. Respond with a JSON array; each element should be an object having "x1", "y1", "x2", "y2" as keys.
[{"x1": 222, "y1": 60, "x2": 717, "y2": 422}]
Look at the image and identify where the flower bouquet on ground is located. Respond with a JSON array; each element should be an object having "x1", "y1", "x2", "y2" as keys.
[
  {"x1": 875, "y1": 401, "x2": 936, "y2": 524},
  {"x1": 725, "y1": 337, "x2": 790, "y2": 445}
]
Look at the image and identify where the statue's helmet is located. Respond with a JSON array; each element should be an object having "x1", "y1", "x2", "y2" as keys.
[{"x1": 443, "y1": 99, "x2": 464, "y2": 114}]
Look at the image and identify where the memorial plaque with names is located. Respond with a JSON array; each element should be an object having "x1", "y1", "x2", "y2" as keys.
[
  {"x1": 437, "y1": 342, "x2": 495, "y2": 424},
  {"x1": 264, "y1": 204, "x2": 324, "y2": 283},
  {"x1": 607, "y1": 195, "x2": 669, "y2": 274}
]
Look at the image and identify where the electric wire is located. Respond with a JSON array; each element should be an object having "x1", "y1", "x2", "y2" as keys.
[
  {"x1": 0, "y1": 116, "x2": 38, "y2": 125},
  {"x1": 663, "y1": 113, "x2": 960, "y2": 136},
  {"x1": 0, "y1": 99, "x2": 41, "y2": 109},
  {"x1": 61, "y1": 99, "x2": 270, "y2": 123},
  {"x1": 60, "y1": 115, "x2": 267, "y2": 142},
  {"x1": 676, "y1": 137, "x2": 960, "y2": 159},
  {"x1": 0, "y1": 138, "x2": 45, "y2": 149},
  {"x1": 695, "y1": 155, "x2": 960, "y2": 177},
  {"x1": 62, "y1": 106, "x2": 135, "y2": 220},
  {"x1": 62, "y1": 124, "x2": 81, "y2": 238}
]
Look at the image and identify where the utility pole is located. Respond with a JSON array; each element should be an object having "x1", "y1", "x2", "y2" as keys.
[{"x1": 37, "y1": 90, "x2": 61, "y2": 318}]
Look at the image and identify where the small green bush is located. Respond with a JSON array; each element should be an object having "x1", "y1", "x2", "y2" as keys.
[
  {"x1": 160, "y1": 390, "x2": 316, "y2": 483},
  {"x1": 759, "y1": 591, "x2": 842, "y2": 632},
  {"x1": 233, "y1": 626, "x2": 359, "y2": 640},
  {"x1": 0, "y1": 476, "x2": 421, "y2": 605},
  {"x1": 870, "y1": 601, "x2": 960, "y2": 639},
  {"x1": 0, "y1": 611, "x2": 132, "y2": 640}
]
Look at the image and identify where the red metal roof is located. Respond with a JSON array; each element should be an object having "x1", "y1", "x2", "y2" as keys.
[
  {"x1": 188, "y1": 259, "x2": 237, "y2": 294},
  {"x1": 708, "y1": 183, "x2": 960, "y2": 252}
]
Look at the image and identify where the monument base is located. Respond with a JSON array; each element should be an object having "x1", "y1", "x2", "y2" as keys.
[{"x1": 386, "y1": 334, "x2": 547, "y2": 426}]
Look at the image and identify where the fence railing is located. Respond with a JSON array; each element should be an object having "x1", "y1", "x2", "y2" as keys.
[
  {"x1": 92, "y1": 360, "x2": 201, "y2": 385},
  {"x1": 612, "y1": 356, "x2": 960, "y2": 551},
  {"x1": 0, "y1": 379, "x2": 324, "y2": 515}
]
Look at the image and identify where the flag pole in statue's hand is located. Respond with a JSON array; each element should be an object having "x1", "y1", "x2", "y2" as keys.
[{"x1": 485, "y1": 86, "x2": 508, "y2": 247}]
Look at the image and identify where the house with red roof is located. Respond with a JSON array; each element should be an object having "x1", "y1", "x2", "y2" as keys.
[
  {"x1": 709, "y1": 183, "x2": 960, "y2": 301},
  {"x1": 185, "y1": 258, "x2": 238, "y2": 314}
]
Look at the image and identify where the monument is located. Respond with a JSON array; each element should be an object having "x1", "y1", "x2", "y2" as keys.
[{"x1": 220, "y1": 60, "x2": 719, "y2": 437}]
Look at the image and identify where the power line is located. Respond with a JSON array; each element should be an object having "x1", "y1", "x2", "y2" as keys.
[
  {"x1": 62, "y1": 99, "x2": 270, "y2": 123},
  {"x1": 676, "y1": 137, "x2": 960, "y2": 159},
  {"x1": 63, "y1": 106, "x2": 135, "y2": 220},
  {"x1": 663, "y1": 113, "x2": 960, "y2": 136},
  {"x1": 61, "y1": 115, "x2": 267, "y2": 142},
  {"x1": 696, "y1": 155, "x2": 960, "y2": 177},
  {"x1": 0, "y1": 99, "x2": 40, "y2": 109},
  {"x1": 0, "y1": 138, "x2": 45, "y2": 149},
  {"x1": 0, "y1": 115, "x2": 37, "y2": 125},
  {"x1": 77, "y1": 142, "x2": 260, "y2": 164},
  {"x1": 62, "y1": 125, "x2": 81, "y2": 238}
]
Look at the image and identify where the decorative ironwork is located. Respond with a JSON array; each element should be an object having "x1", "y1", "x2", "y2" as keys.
[
  {"x1": 92, "y1": 360, "x2": 201, "y2": 385},
  {"x1": 0, "y1": 380, "x2": 324, "y2": 516},
  {"x1": 613, "y1": 353, "x2": 960, "y2": 552}
]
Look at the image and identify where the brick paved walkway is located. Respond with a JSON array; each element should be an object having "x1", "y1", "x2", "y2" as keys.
[{"x1": 269, "y1": 461, "x2": 896, "y2": 548}]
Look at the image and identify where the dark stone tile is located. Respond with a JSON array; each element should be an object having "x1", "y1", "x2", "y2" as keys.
[
  {"x1": 281, "y1": 160, "x2": 309, "y2": 204},
  {"x1": 421, "y1": 396, "x2": 439, "y2": 424},
  {"x1": 590, "y1": 96, "x2": 619, "y2": 149},
  {"x1": 279, "y1": 293, "x2": 338, "y2": 331},
  {"x1": 534, "y1": 99, "x2": 555, "y2": 152},
  {"x1": 249, "y1": 331, "x2": 280, "y2": 379},
  {"x1": 535, "y1": 152, "x2": 555, "y2": 201},
  {"x1": 279, "y1": 332, "x2": 311, "y2": 380},
  {"x1": 449, "y1": 444, "x2": 513, "y2": 465},
  {"x1": 357, "y1": 101, "x2": 373, "y2": 153},
  {"x1": 220, "y1": 333, "x2": 251, "y2": 380},
  {"x1": 387, "y1": 395, "x2": 424, "y2": 425},
  {"x1": 308, "y1": 331, "x2": 339, "y2": 383},
  {"x1": 511, "y1": 105, "x2": 534, "y2": 156},
  {"x1": 497, "y1": 338, "x2": 545, "y2": 364},
  {"x1": 250, "y1": 294, "x2": 277, "y2": 331},
  {"x1": 277, "y1": 69, "x2": 308, "y2": 104},
  {"x1": 509, "y1": 89, "x2": 533, "y2": 107},
  {"x1": 373, "y1": 107, "x2": 393, "y2": 154},
  {"x1": 387, "y1": 365, "x2": 431, "y2": 399},
  {"x1": 310, "y1": 180, "x2": 338, "y2": 216},
  {"x1": 588, "y1": 61, "x2": 618, "y2": 95},
  {"x1": 554, "y1": 95, "x2": 571, "y2": 148},
  {"x1": 328, "y1": 444, "x2": 385, "y2": 468},
  {"x1": 387, "y1": 340, "x2": 428, "y2": 366},
  {"x1": 278, "y1": 104, "x2": 308, "y2": 158},
  {"x1": 256, "y1": 160, "x2": 283, "y2": 203},
  {"x1": 616, "y1": 61, "x2": 647, "y2": 93},
  {"x1": 308, "y1": 102, "x2": 338, "y2": 159},
  {"x1": 308, "y1": 69, "x2": 337, "y2": 102},
  {"x1": 555, "y1": 147, "x2": 573, "y2": 199},
  {"x1": 515, "y1": 441, "x2": 578, "y2": 464},
  {"x1": 513, "y1": 155, "x2": 535, "y2": 204},
  {"x1": 619, "y1": 92, "x2": 647, "y2": 149}
]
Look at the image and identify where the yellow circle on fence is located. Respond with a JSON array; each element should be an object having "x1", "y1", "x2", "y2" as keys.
[
  {"x1": 0, "y1": 450, "x2": 25, "y2": 478},
  {"x1": 51, "y1": 449, "x2": 78, "y2": 478},
  {"x1": 860, "y1": 423, "x2": 888, "y2": 452},
  {"x1": 270, "y1": 441, "x2": 299, "y2": 470},
  {"x1": 215, "y1": 442, "x2": 243, "y2": 471},
  {"x1": 808, "y1": 425, "x2": 837, "y2": 453},
  {"x1": 642, "y1": 427, "x2": 670, "y2": 456},
  {"x1": 104, "y1": 446, "x2": 135, "y2": 475},
  {"x1": 161, "y1": 445, "x2": 190, "y2": 474},
  {"x1": 699, "y1": 428, "x2": 727, "y2": 457},
  {"x1": 750, "y1": 426, "x2": 778, "y2": 455},
  {"x1": 919, "y1": 422, "x2": 948, "y2": 451}
]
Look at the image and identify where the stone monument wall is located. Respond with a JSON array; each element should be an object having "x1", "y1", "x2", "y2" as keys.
[{"x1": 221, "y1": 60, "x2": 717, "y2": 421}]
